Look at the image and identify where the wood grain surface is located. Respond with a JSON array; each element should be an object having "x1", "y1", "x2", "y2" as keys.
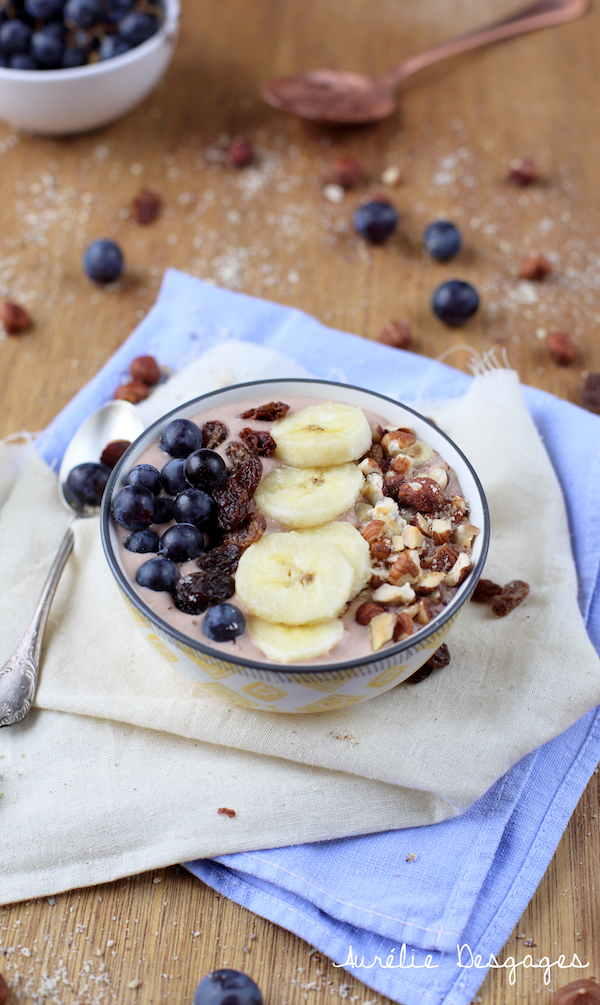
[{"x1": 1, "y1": 0, "x2": 600, "y2": 1002}]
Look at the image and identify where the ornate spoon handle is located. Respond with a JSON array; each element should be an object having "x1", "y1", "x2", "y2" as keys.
[{"x1": 0, "y1": 526, "x2": 74, "y2": 727}]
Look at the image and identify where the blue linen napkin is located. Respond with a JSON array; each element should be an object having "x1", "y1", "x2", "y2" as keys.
[{"x1": 36, "y1": 269, "x2": 600, "y2": 1005}]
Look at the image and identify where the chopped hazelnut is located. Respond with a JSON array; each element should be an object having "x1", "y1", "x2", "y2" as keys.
[
  {"x1": 113, "y1": 380, "x2": 150, "y2": 404},
  {"x1": 546, "y1": 331, "x2": 576, "y2": 366},
  {"x1": 519, "y1": 254, "x2": 552, "y2": 280},
  {"x1": 331, "y1": 156, "x2": 363, "y2": 189},
  {"x1": 509, "y1": 158, "x2": 538, "y2": 185},
  {"x1": 0, "y1": 300, "x2": 30, "y2": 335},
  {"x1": 378, "y1": 320, "x2": 412, "y2": 350},
  {"x1": 131, "y1": 189, "x2": 162, "y2": 224},
  {"x1": 228, "y1": 137, "x2": 255, "y2": 167}
]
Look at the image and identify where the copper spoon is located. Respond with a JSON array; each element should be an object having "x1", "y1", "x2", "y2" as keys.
[{"x1": 261, "y1": 0, "x2": 588, "y2": 125}]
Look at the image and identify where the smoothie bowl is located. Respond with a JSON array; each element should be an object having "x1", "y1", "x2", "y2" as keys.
[{"x1": 100, "y1": 379, "x2": 490, "y2": 713}]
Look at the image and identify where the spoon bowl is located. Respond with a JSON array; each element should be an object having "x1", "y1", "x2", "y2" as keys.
[
  {"x1": 261, "y1": 0, "x2": 589, "y2": 125},
  {"x1": 0, "y1": 399, "x2": 145, "y2": 727}
]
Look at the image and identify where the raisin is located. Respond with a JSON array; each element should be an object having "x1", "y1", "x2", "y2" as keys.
[
  {"x1": 233, "y1": 456, "x2": 263, "y2": 497},
  {"x1": 202, "y1": 420, "x2": 228, "y2": 449},
  {"x1": 491, "y1": 580, "x2": 530, "y2": 617},
  {"x1": 226, "y1": 441, "x2": 252, "y2": 471},
  {"x1": 174, "y1": 570, "x2": 235, "y2": 615},
  {"x1": 197, "y1": 543, "x2": 242, "y2": 574},
  {"x1": 213, "y1": 479, "x2": 250, "y2": 531},
  {"x1": 471, "y1": 578, "x2": 503, "y2": 602},
  {"x1": 238, "y1": 401, "x2": 290, "y2": 421},
  {"x1": 224, "y1": 511, "x2": 267, "y2": 550},
  {"x1": 239, "y1": 427, "x2": 277, "y2": 456},
  {"x1": 405, "y1": 644, "x2": 451, "y2": 684}
]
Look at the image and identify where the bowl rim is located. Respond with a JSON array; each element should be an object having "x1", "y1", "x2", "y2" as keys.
[
  {"x1": 0, "y1": 0, "x2": 180, "y2": 81},
  {"x1": 100, "y1": 377, "x2": 491, "y2": 674}
]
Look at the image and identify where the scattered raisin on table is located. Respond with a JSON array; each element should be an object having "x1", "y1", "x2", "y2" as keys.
[
  {"x1": 406, "y1": 644, "x2": 451, "y2": 684},
  {"x1": 491, "y1": 580, "x2": 530, "y2": 617},
  {"x1": 213, "y1": 480, "x2": 250, "y2": 531},
  {"x1": 238, "y1": 401, "x2": 290, "y2": 421},
  {"x1": 202, "y1": 420, "x2": 228, "y2": 449},
  {"x1": 239, "y1": 427, "x2": 277, "y2": 456},
  {"x1": 174, "y1": 570, "x2": 235, "y2": 615},
  {"x1": 471, "y1": 578, "x2": 503, "y2": 602}
]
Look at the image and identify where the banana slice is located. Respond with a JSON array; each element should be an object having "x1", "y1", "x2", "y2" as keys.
[
  {"x1": 235, "y1": 531, "x2": 355, "y2": 625},
  {"x1": 254, "y1": 464, "x2": 364, "y2": 529},
  {"x1": 272, "y1": 401, "x2": 372, "y2": 467},
  {"x1": 248, "y1": 617, "x2": 345, "y2": 663},
  {"x1": 299, "y1": 521, "x2": 371, "y2": 597}
]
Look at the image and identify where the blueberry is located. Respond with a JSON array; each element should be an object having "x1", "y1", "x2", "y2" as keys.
[
  {"x1": 161, "y1": 458, "x2": 188, "y2": 496},
  {"x1": 99, "y1": 34, "x2": 130, "y2": 59},
  {"x1": 193, "y1": 969, "x2": 263, "y2": 1005},
  {"x1": 160, "y1": 418, "x2": 202, "y2": 459},
  {"x1": 173, "y1": 488, "x2": 217, "y2": 529},
  {"x1": 159, "y1": 523, "x2": 205, "y2": 563},
  {"x1": 124, "y1": 463, "x2": 162, "y2": 496},
  {"x1": 185, "y1": 449, "x2": 227, "y2": 491},
  {"x1": 104, "y1": 0, "x2": 135, "y2": 22},
  {"x1": 66, "y1": 461, "x2": 110, "y2": 507},
  {"x1": 64, "y1": 0, "x2": 103, "y2": 27},
  {"x1": 0, "y1": 56, "x2": 7, "y2": 67},
  {"x1": 83, "y1": 239, "x2": 124, "y2": 284},
  {"x1": 153, "y1": 495, "x2": 175, "y2": 524},
  {"x1": 124, "y1": 529, "x2": 160, "y2": 553},
  {"x1": 44, "y1": 20, "x2": 66, "y2": 38},
  {"x1": 112, "y1": 484, "x2": 157, "y2": 531},
  {"x1": 118, "y1": 11, "x2": 157, "y2": 46},
  {"x1": 62, "y1": 45, "x2": 87, "y2": 65},
  {"x1": 202, "y1": 605, "x2": 246, "y2": 644},
  {"x1": 136, "y1": 557, "x2": 179, "y2": 592},
  {"x1": 431, "y1": 279, "x2": 480, "y2": 327},
  {"x1": 24, "y1": 0, "x2": 65, "y2": 19},
  {"x1": 31, "y1": 28, "x2": 63, "y2": 67},
  {"x1": 9, "y1": 53, "x2": 38, "y2": 67},
  {"x1": 0, "y1": 19, "x2": 33, "y2": 55},
  {"x1": 423, "y1": 220, "x2": 462, "y2": 262},
  {"x1": 353, "y1": 200, "x2": 399, "y2": 245}
]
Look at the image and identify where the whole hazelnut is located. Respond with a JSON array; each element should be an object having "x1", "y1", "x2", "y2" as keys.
[
  {"x1": 0, "y1": 300, "x2": 30, "y2": 335},
  {"x1": 509, "y1": 158, "x2": 538, "y2": 185},
  {"x1": 113, "y1": 381, "x2": 150, "y2": 404},
  {"x1": 553, "y1": 979, "x2": 600, "y2": 1005},
  {"x1": 228, "y1": 136, "x2": 255, "y2": 167},
  {"x1": 519, "y1": 254, "x2": 552, "y2": 281},
  {"x1": 129, "y1": 354, "x2": 161, "y2": 386},
  {"x1": 100, "y1": 439, "x2": 131, "y2": 468},
  {"x1": 378, "y1": 320, "x2": 412, "y2": 350},
  {"x1": 131, "y1": 189, "x2": 162, "y2": 224},
  {"x1": 331, "y1": 156, "x2": 363, "y2": 189},
  {"x1": 546, "y1": 330, "x2": 576, "y2": 365}
]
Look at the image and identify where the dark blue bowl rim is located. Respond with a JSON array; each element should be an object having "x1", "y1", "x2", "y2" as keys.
[{"x1": 100, "y1": 377, "x2": 491, "y2": 675}]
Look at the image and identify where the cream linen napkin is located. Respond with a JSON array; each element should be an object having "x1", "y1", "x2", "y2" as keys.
[{"x1": 2, "y1": 347, "x2": 600, "y2": 903}]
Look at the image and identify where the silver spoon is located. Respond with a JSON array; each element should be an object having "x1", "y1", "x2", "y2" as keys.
[
  {"x1": 0, "y1": 400, "x2": 144, "y2": 727},
  {"x1": 261, "y1": 0, "x2": 589, "y2": 125}
]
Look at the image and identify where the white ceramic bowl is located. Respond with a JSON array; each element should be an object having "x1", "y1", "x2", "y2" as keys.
[
  {"x1": 0, "y1": 0, "x2": 179, "y2": 134},
  {"x1": 101, "y1": 379, "x2": 490, "y2": 714}
]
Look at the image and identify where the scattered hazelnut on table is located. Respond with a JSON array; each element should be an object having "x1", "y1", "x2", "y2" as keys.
[
  {"x1": 0, "y1": 300, "x2": 30, "y2": 335},
  {"x1": 519, "y1": 254, "x2": 552, "y2": 281},
  {"x1": 217, "y1": 807, "x2": 236, "y2": 817},
  {"x1": 101, "y1": 440, "x2": 131, "y2": 468},
  {"x1": 546, "y1": 331, "x2": 576, "y2": 366},
  {"x1": 227, "y1": 136, "x2": 255, "y2": 167},
  {"x1": 130, "y1": 354, "x2": 161, "y2": 386},
  {"x1": 113, "y1": 380, "x2": 150, "y2": 404},
  {"x1": 331, "y1": 156, "x2": 363, "y2": 189},
  {"x1": 0, "y1": 972, "x2": 8, "y2": 1005},
  {"x1": 131, "y1": 188, "x2": 162, "y2": 224},
  {"x1": 553, "y1": 979, "x2": 600, "y2": 1005},
  {"x1": 381, "y1": 164, "x2": 402, "y2": 186},
  {"x1": 580, "y1": 372, "x2": 600, "y2": 414},
  {"x1": 377, "y1": 320, "x2": 412, "y2": 350},
  {"x1": 508, "y1": 157, "x2": 538, "y2": 185}
]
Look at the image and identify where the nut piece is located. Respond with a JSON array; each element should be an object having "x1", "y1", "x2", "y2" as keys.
[
  {"x1": 100, "y1": 439, "x2": 131, "y2": 468},
  {"x1": 427, "y1": 467, "x2": 449, "y2": 490},
  {"x1": 372, "y1": 583, "x2": 416, "y2": 605},
  {"x1": 580, "y1": 373, "x2": 600, "y2": 414},
  {"x1": 378, "y1": 320, "x2": 412, "y2": 350},
  {"x1": 397, "y1": 477, "x2": 445, "y2": 513},
  {"x1": 444, "y1": 552, "x2": 472, "y2": 586},
  {"x1": 0, "y1": 300, "x2": 30, "y2": 334},
  {"x1": 546, "y1": 331, "x2": 576, "y2": 366},
  {"x1": 228, "y1": 136, "x2": 255, "y2": 167},
  {"x1": 355, "y1": 601, "x2": 388, "y2": 625},
  {"x1": 393, "y1": 612, "x2": 414, "y2": 642},
  {"x1": 414, "y1": 513, "x2": 432, "y2": 537},
  {"x1": 391, "y1": 454, "x2": 411, "y2": 476},
  {"x1": 381, "y1": 428, "x2": 416, "y2": 456},
  {"x1": 430, "y1": 518, "x2": 452, "y2": 545},
  {"x1": 491, "y1": 579, "x2": 530, "y2": 617},
  {"x1": 509, "y1": 158, "x2": 537, "y2": 185},
  {"x1": 471, "y1": 578, "x2": 503, "y2": 602},
  {"x1": 402, "y1": 525, "x2": 425, "y2": 551},
  {"x1": 131, "y1": 188, "x2": 162, "y2": 224},
  {"x1": 519, "y1": 254, "x2": 552, "y2": 280},
  {"x1": 113, "y1": 380, "x2": 150, "y2": 403},
  {"x1": 361, "y1": 520, "x2": 385, "y2": 543},
  {"x1": 429, "y1": 543, "x2": 459, "y2": 573},
  {"x1": 130, "y1": 354, "x2": 161, "y2": 385},
  {"x1": 402, "y1": 598, "x2": 433, "y2": 624},
  {"x1": 452, "y1": 523, "x2": 480, "y2": 548},
  {"x1": 217, "y1": 807, "x2": 236, "y2": 817},
  {"x1": 553, "y1": 979, "x2": 600, "y2": 1005},
  {"x1": 388, "y1": 550, "x2": 421, "y2": 585},
  {"x1": 417, "y1": 571, "x2": 446, "y2": 593},
  {"x1": 331, "y1": 156, "x2": 363, "y2": 189},
  {"x1": 369, "y1": 611, "x2": 397, "y2": 651}
]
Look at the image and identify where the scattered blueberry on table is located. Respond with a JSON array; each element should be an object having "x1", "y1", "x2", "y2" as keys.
[
  {"x1": 193, "y1": 969, "x2": 263, "y2": 1005},
  {"x1": 423, "y1": 220, "x2": 462, "y2": 262},
  {"x1": 353, "y1": 198, "x2": 399, "y2": 245},
  {"x1": 83, "y1": 239, "x2": 124, "y2": 285},
  {"x1": 431, "y1": 279, "x2": 480, "y2": 327}
]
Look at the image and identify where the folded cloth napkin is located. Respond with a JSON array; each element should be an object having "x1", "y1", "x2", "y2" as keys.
[{"x1": 3, "y1": 270, "x2": 600, "y2": 1005}]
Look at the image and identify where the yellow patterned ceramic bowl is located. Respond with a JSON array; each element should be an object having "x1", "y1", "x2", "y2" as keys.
[{"x1": 101, "y1": 379, "x2": 489, "y2": 713}]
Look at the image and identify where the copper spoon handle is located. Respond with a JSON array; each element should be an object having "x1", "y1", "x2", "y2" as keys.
[{"x1": 380, "y1": 0, "x2": 589, "y2": 90}]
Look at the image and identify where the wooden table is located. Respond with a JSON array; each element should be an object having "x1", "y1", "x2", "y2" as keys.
[{"x1": 1, "y1": 0, "x2": 599, "y2": 1001}]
